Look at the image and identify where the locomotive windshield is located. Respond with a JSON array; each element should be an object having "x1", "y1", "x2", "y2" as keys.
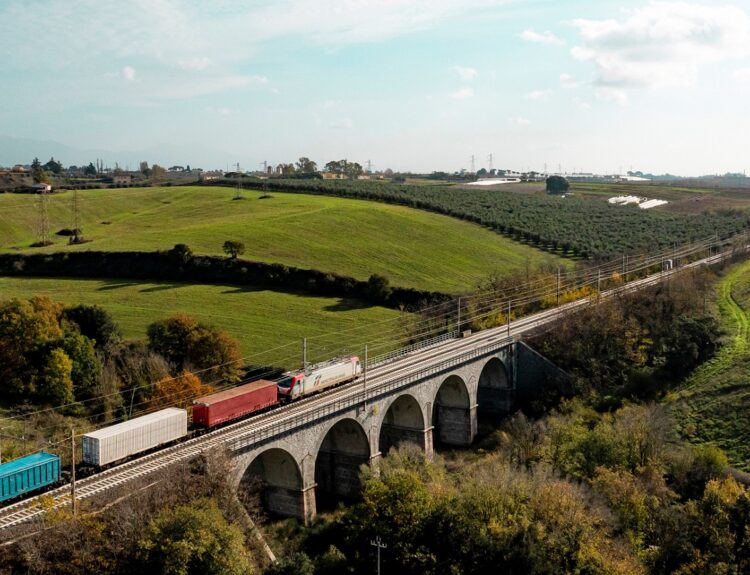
[{"x1": 277, "y1": 377, "x2": 293, "y2": 389}]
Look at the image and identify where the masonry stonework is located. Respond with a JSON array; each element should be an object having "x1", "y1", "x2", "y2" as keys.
[{"x1": 228, "y1": 343, "x2": 558, "y2": 524}]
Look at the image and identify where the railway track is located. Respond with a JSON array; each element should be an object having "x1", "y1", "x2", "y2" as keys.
[{"x1": 0, "y1": 247, "x2": 737, "y2": 533}]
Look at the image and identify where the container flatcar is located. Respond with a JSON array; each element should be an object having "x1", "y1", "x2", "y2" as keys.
[
  {"x1": 82, "y1": 408, "x2": 188, "y2": 467},
  {"x1": 0, "y1": 452, "x2": 60, "y2": 503},
  {"x1": 192, "y1": 379, "x2": 278, "y2": 428},
  {"x1": 277, "y1": 356, "x2": 361, "y2": 401}
]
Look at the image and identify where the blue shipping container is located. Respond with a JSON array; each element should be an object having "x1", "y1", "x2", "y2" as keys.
[{"x1": 0, "y1": 452, "x2": 60, "y2": 503}]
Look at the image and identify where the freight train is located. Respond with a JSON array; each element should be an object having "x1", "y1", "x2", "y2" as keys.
[{"x1": 0, "y1": 356, "x2": 361, "y2": 505}]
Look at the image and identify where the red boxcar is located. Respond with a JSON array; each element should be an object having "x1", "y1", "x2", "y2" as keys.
[{"x1": 192, "y1": 380, "x2": 278, "y2": 428}]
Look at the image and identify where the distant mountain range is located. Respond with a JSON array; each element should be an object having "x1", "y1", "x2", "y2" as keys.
[{"x1": 0, "y1": 135, "x2": 245, "y2": 171}]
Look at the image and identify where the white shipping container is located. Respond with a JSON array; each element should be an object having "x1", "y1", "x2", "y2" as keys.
[{"x1": 82, "y1": 408, "x2": 188, "y2": 466}]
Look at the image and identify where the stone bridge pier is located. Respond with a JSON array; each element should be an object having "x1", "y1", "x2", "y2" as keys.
[{"x1": 230, "y1": 342, "x2": 561, "y2": 524}]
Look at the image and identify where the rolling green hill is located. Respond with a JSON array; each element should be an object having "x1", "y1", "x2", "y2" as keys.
[
  {"x1": 0, "y1": 276, "x2": 406, "y2": 369},
  {"x1": 671, "y1": 259, "x2": 750, "y2": 471},
  {"x1": 0, "y1": 186, "x2": 563, "y2": 293}
]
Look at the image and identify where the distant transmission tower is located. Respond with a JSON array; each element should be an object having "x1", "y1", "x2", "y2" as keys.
[
  {"x1": 488, "y1": 153, "x2": 494, "y2": 173},
  {"x1": 367, "y1": 159, "x2": 372, "y2": 173},
  {"x1": 470, "y1": 155, "x2": 476, "y2": 174},
  {"x1": 234, "y1": 163, "x2": 244, "y2": 200},
  {"x1": 36, "y1": 188, "x2": 51, "y2": 246}
]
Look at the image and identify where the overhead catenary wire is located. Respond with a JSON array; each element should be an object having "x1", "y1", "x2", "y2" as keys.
[
  {"x1": 0, "y1": 234, "x2": 734, "y2": 449},
  {"x1": 2, "y1": 233, "x2": 724, "y2": 429}
]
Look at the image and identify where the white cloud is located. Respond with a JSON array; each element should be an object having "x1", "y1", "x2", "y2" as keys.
[
  {"x1": 527, "y1": 89, "x2": 551, "y2": 101},
  {"x1": 180, "y1": 56, "x2": 213, "y2": 71},
  {"x1": 453, "y1": 65, "x2": 478, "y2": 81},
  {"x1": 207, "y1": 106, "x2": 232, "y2": 116},
  {"x1": 572, "y1": 2, "x2": 750, "y2": 92},
  {"x1": 450, "y1": 87, "x2": 474, "y2": 99},
  {"x1": 596, "y1": 87, "x2": 629, "y2": 105},
  {"x1": 0, "y1": 0, "x2": 508, "y2": 106},
  {"x1": 329, "y1": 117, "x2": 353, "y2": 129},
  {"x1": 559, "y1": 73, "x2": 582, "y2": 89},
  {"x1": 322, "y1": 99, "x2": 342, "y2": 109},
  {"x1": 508, "y1": 116, "x2": 530, "y2": 126},
  {"x1": 121, "y1": 65, "x2": 136, "y2": 81},
  {"x1": 734, "y1": 67, "x2": 750, "y2": 81},
  {"x1": 520, "y1": 29, "x2": 564, "y2": 45}
]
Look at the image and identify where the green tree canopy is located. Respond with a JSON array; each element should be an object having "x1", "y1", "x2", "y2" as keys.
[
  {"x1": 65, "y1": 304, "x2": 122, "y2": 349},
  {"x1": 545, "y1": 175, "x2": 570, "y2": 195},
  {"x1": 147, "y1": 315, "x2": 242, "y2": 382},
  {"x1": 137, "y1": 498, "x2": 252, "y2": 575},
  {"x1": 221, "y1": 240, "x2": 245, "y2": 259},
  {"x1": 222, "y1": 240, "x2": 245, "y2": 259},
  {"x1": 36, "y1": 347, "x2": 74, "y2": 405}
]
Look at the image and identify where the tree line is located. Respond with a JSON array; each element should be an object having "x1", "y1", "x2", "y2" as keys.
[
  {"x1": 0, "y1": 245, "x2": 451, "y2": 311},
  {"x1": 0, "y1": 295, "x2": 244, "y2": 461}
]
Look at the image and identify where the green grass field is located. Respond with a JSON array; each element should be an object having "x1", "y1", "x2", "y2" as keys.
[
  {"x1": 0, "y1": 276, "x2": 407, "y2": 369},
  {"x1": 670, "y1": 260, "x2": 750, "y2": 471},
  {"x1": 0, "y1": 186, "x2": 563, "y2": 293}
]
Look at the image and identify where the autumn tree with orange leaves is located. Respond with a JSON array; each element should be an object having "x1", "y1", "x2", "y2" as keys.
[{"x1": 149, "y1": 370, "x2": 215, "y2": 411}]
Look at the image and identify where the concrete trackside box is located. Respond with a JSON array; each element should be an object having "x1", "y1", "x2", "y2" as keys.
[
  {"x1": 82, "y1": 408, "x2": 188, "y2": 466},
  {"x1": 192, "y1": 380, "x2": 278, "y2": 428}
]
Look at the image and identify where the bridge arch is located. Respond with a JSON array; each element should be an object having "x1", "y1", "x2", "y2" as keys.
[
  {"x1": 432, "y1": 374, "x2": 476, "y2": 447},
  {"x1": 239, "y1": 448, "x2": 305, "y2": 519},
  {"x1": 378, "y1": 393, "x2": 429, "y2": 456},
  {"x1": 477, "y1": 357, "x2": 512, "y2": 420},
  {"x1": 314, "y1": 417, "x2": 371, "y2": 507}
]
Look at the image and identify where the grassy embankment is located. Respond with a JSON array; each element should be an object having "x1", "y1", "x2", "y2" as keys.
[
  {"x1": 0, "y1": 277, "x2": 406, "y2": 368},
  {"x1": 671, "y1": 259, "x2": 750, "y2": 470},
  {"x1": 0, "y1": 186, "x2": 563, "y2": 294}
]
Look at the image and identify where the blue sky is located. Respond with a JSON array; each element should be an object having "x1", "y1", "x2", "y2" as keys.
[{"x1": 2, "y1": 0, "x2": 750, "y2": 174}]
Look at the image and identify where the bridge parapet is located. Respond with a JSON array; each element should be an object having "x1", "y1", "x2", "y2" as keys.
[{"x1": 228, "y1": 340, "x2": 572, "y2": 524}]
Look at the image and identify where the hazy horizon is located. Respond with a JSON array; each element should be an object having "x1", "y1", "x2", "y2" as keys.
[{"x1": 3, "y1": 0, "x2": 750, "y2": 175}]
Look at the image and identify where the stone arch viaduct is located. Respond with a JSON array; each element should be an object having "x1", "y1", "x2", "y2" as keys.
[{"x1": 230, "y1": 341, "x2": 560, "y2": 524}]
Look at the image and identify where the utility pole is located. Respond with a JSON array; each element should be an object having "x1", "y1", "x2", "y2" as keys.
[
  {"x1": 234, "y1": 163, "x2": 243, "y2": 200},
  {"x1": 556, "y1": 268, "x2": 561, "y2": 306},
  {"x1": 507, "y1": 300, "x2": 511, "y2": 336},
  {"x1": 470, "y1": 155, "x2": 476, "y2": 174},
  {"x1": 70, "y1": 427, "x2": 77, "y2": 515},
  {"x1": 302, "y1": 338, "x2": 308, "y2": 370},
  {"x1": 371, "y1": 535, "x2": 387, "y2": 575},
  {"x1": 457, "y1": 297, "x2": 462, "y2": 333},
  {"x1": 363, "y1": 344, "x2": 368, "y2": 409}
]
